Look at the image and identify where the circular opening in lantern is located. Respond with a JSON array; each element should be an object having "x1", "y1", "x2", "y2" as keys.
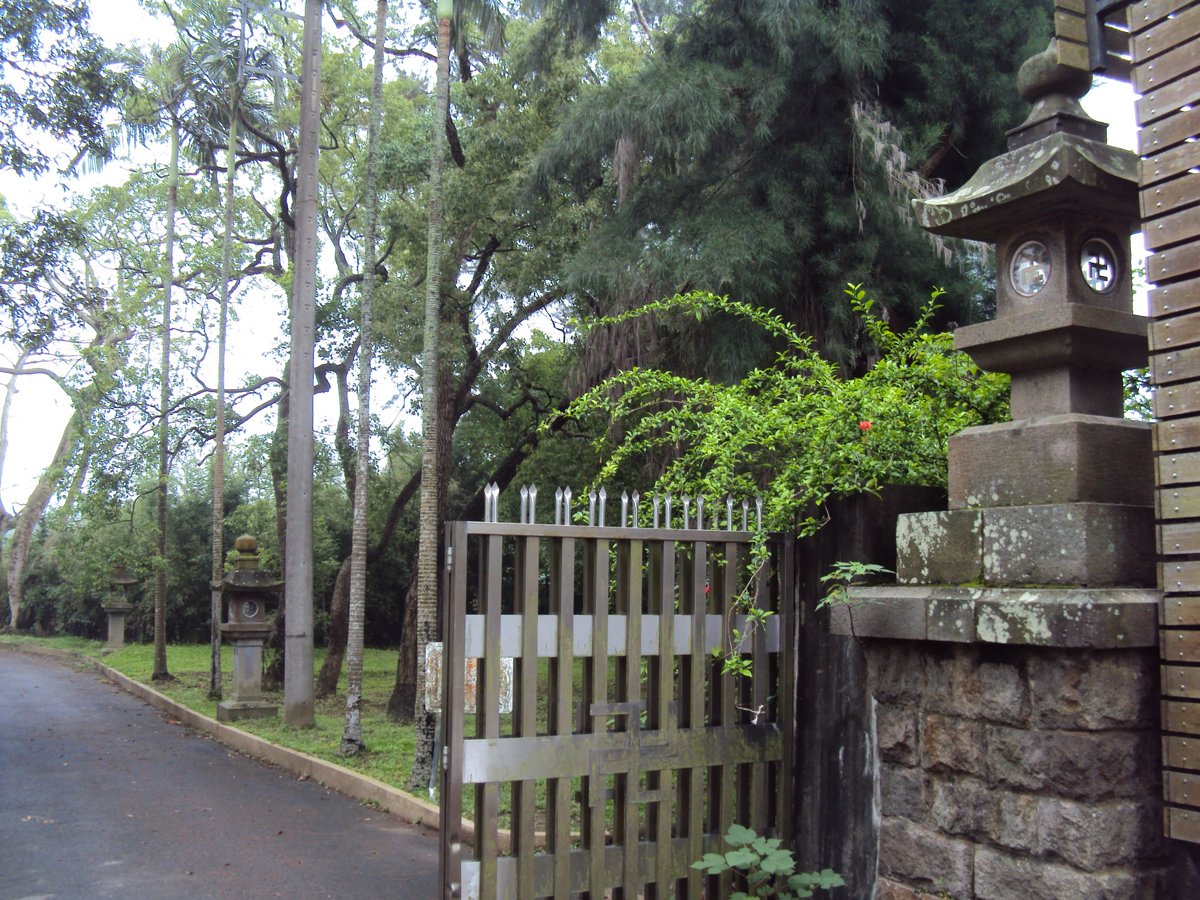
[
  {"x1": 1080, "y1": 237, "x2": 1118, "y2": 293},
  {"x1": 1010, "y1": 241, "x2": 1051, "y2": 297}
]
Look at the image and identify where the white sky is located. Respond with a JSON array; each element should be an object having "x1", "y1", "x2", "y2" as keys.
[{"x1": 0, "y1": 5, "x2": 1147, "y2": 509}]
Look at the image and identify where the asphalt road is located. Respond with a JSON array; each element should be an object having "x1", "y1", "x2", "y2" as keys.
[{"x1": 0, "y1": 648, "x2": 439, "y2": 899}]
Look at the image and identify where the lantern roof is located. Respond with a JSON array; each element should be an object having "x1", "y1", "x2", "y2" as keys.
[{"x1": 913, "y1": 131, "x2": 1137, "y2": 242}]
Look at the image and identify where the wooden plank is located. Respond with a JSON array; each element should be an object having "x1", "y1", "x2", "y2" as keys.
[
  {"x1": 1163, "y1": 596, "x2": 1200, "y2": 626},
  {"x1": 512, "y1": 534, "x2": 539, "y2": 900},
  {"x1": 1142, "y1": 172, "x2": 1200, "y2": 220},
  {"x1": 1149, "y1": 278, "x2": 1200, "y2": 323},
  {"x1": 1145, "y1": 201, "x2": 1200, "y2": 251},
  {"x1": 1055, "y1": 0, "x2": 1085, "y2": 15},
  {"x1": 1055, "y1": 8, "x2": 1086, "y2": 43},
  {"x1": 1162, "y1": 559, "x2": 1200, "y2": 592},
  {"x1": 1155, "y1": 416, "x2": 1200, "y2": 452},
  {"x1": 1142, "y1": 140, "x2": 1200, "y2": 189},
  {"x1": 1163, "y1": 629, "x2": 1200, "y2": 663},
  {"x1": 1164, "y1": 734, "x2": 1200, "y2": 769},
  {"x1": 1154, "y1": 381, "x2": 1200, "y2": 419},
  {"x1": 1167, "y1": 806, "x2": 1200, "y2": 843},
  {"x1": 1139, "y1": 105, "x2": 1200, "y2": 156},
  {"x1": 1134, "y1": 3, "x2": 1200, "y2": 60},
  {"x1": 1166, "y1": 770, "x2": 1200, "y2": 805},
  {"x1": 1163, "y1": 698, "x2": 1200, "y2": 733},
  {"x1": 1161, "y1": 522, "x2": 1200, "y2": 556},
  {"x1": 1149, "y1": 239, "x2": 1200, "y2": 283},
  {"x1": 1137, "y1": 68, "x2": 1200, "y2": 126},
  {"x1": 1152, "y1": 344, "x2": 1200, "y2": 384},
  {"x1": 1134, "y1": 34, "x2": 1200, "y2": 92},
  {"x1": 1057, "y1": 38, "x2": 1090, "y2": 72},
  {"x1": 1131, "y1": 0, "x2": 1193, "y2": 34},
  {"x1": 547, "y1": 536, "x2": 575, "y2": 898},
  {"x1": 1158, "y1": 450, "x2": 1200, "y2": 485},
  {"x1": 1163, "y1": 663, "x2": 1200, "y2": 698}
]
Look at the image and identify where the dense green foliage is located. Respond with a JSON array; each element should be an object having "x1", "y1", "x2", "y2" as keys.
[
  {"x1": 566, "y1": 286, "x2": 1010, "y2": 534},
  {"x1": 0, "y1": 0, "x2": 126, "y2": 175},
  {"x1": 534, "y1": 0, "x2": 1049, "y2": 372},
  {"x1": 692, "y1": 824, "x2": 845, "y2": 899},
  {"x1": 1, "y1": 1, "x2": 1043, "y2": 671}
]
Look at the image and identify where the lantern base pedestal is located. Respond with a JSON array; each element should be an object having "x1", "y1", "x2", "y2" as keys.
[{"x1": 217, "y1": 699, "x2": 279, "y2": 722}]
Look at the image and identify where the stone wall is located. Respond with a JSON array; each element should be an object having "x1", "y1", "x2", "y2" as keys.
[{"x1": 864, "y1": 639, "x2": 1170, "y2": 899}]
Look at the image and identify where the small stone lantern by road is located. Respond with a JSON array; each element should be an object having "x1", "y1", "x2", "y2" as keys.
[
  {"x1": 101, "y1": 565, "x2": 138, "y2": 651},
  {"x1": 216, "y1": 535, "x2": 281, "y2": 723}
]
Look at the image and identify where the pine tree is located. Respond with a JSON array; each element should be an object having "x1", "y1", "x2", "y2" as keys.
[{"x1": 533, "y1": 0, "x2": 1051, "y2": 373}]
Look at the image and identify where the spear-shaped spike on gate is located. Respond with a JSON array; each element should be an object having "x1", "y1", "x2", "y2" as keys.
[
  {"x1": 742, "y1": 499, "x2": 750, "y2": 531},
  {"x1": 588, "y1": 491, "x2": 597, "y2": 526},
  {"x1": 727, "y1": 495, "x2": 735, "y2": 531},
  {"x1": 632, "y1": 491, "x2": 640, "y2": 528},
  {"x1": 564, "y1": 486, "x2": 573, "y2": 524},
  {"x1": 520, "y1": 485, "x2": 529, "y2": 524},
  {"x1": 491, "y1": 483, "x2": 501, "y2": 522},
  {"x1": 756, "y1": 496, "x2": 764, "y2": 531},
  {"x1": 598, "y1": 487, "x2": 608, "y2": 527},
  {"x1": 652, "y1": 494, "x2": 660, "y2": 529},
  {"x1": 554, "y1": 487, "x2": 563, "y2": 525},
  {"x1": 528, "y1": 485, "x2": 538, "y2": 524},
  {"x1": 682, "y1": 496, "x2": 691, "y2": 529},
  {"x1": 664, "y1": 492, "x2": 673, "y2": 529},
  {"x1": 696, "y1": 495, "x2": 705, "y2": 530},
  {"x1": 620, "y1": 491, "x2": 629, "y2": 528}
]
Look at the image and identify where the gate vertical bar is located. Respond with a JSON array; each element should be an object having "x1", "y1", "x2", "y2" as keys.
[
  {"x1": 648, "y1": 533, "x2": 676, "y2": 896},
  {"x1": 548, "y1": 533, "x2": 576, "y2": 896},
  {"x1": 513, "y1": 529, "x2": 539, "y2": 897},
  {"x1": 477, "y1": 533, "x2": 502, "y2": 899},
  {"x1": 749, "y1": 549, "x2": 770, "y2": 835},
  {"x1": 615, "y1": 536, "x2": 643, "y2": 896},
  {"x1": 583, "y1": 533, "x2": 611, "y2": 897},
  {"x1": 713, "y1": 537, "x2": 741, "y2": 897},
  {"x1": 440, "y1": 521, "x2": 468, "y2": 899},
  {"x1": 778, "y1": 533, "x2": 796, "y2": 843},
  {"x1": 679, "y1": 537, "x2": 707, "y2": 900}
]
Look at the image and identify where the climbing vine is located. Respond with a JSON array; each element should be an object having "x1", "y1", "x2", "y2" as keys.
[{"x1": 562, "y1": 285, "x2": 1009, "y2": 674}]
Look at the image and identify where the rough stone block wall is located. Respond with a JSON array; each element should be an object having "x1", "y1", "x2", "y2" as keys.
[{"x1": 865, "y1": 639, "x2": 1172, "y2": 899}]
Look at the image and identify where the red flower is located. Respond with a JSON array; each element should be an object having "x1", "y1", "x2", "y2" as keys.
[{"x1": 858, "y1": 420, "x2": 872, "y2": 432}]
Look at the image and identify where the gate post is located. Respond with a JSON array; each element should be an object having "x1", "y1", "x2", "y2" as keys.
[{"x1": 831, "y1": 33, "x2": 1189, "y2": 897}]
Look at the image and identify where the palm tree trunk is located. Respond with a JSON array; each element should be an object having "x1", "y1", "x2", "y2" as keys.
[
  {"x1": 210, "y1": 83, "x2": 242, "y2": 700},
  {"x1": 341, "y1": 0, "x2": 388, "y2": 757},
  {"x1": 408, "y1": 0, "x2": 453, "y2": 793},
  {"x1": 284, "y1": 0, "x2": 323, "y2": 728},
  {"x1": 153, "y1": 120, "x2": 180, "y2": 682}
]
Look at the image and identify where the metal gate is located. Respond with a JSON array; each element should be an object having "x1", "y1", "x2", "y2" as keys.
[{"x1": 439, "y1": 487, "x2": 794, "y2": 899}]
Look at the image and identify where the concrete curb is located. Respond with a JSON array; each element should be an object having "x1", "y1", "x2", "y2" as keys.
[{"x1": 1, "y1": 642, "x2": 442, "y2": 837}]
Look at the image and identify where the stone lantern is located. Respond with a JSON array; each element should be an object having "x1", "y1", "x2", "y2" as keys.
[
  {"x1": 216, "y1": 535, "x2": 281, "y2": 723},
  {"x1": 101, "y1": 565, "x2": 138, "y2": 651},
  {"x1": 898, "y1": 39, "x2": 1155, "y2": 598}
]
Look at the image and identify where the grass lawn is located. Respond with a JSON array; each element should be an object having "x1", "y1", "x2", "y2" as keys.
[{"x1": 0, "y1": 635, "x2": 418, "y2": 794}]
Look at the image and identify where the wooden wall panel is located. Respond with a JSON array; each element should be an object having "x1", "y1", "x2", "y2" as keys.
[
  {"x1": 1054, "y1": 1, "x2": 1131, "y2": 77},
  {"x1": 1137, "y1": 0, "x2": 1200, "y2": 844}
]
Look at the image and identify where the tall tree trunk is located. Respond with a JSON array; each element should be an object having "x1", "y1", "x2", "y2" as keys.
[
  {"x1": 316, "y1": 557, "x2": 351, "y2": 698},
  {"x1": 153, "y1": 120, "x2": 180, "y2": 682},
  {"x1": 263, "y1": 368, "x2": 289, "y2": 691},
  {"x1": 408, "y1": 0, "x2": 453, "y2": 792},
  {"x1": 284, "y1": 0, "x2": 323, "y2": 728},
  {"x1": 387, "y1": 569, "x2": 419, "y2": 721},
  {"x1": 341, "y1": 0, "x2": 388, "y2": 756},
  {"x1": 211, "y1": 82, "x2": 242, "y2": 700}
]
